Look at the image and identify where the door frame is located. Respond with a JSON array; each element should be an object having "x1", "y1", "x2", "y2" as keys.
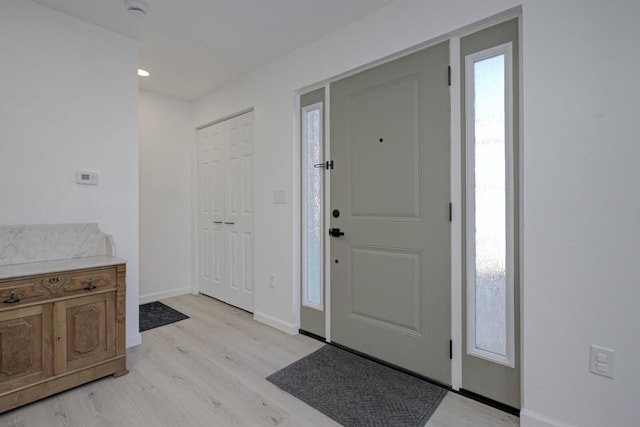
[{"x1": 294, "y1": 7, "x2": 523, "y2": 403}]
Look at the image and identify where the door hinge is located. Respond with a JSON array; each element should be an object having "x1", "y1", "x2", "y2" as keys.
[
  {"x1": 314, "y1": 160, "x2": 334, "y2": 170},
  {"x1": 449, "y1": 340, "x2": 453, "y2": 359},
  {"x1": 449, "y1": 203, "x2": 452, "y2": 222},
  {"x1": 447, "y1": 66, "x2": 451, "y2": 86}
]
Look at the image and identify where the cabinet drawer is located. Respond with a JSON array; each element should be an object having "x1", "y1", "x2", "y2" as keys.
[
  {"x1": 0, "y1": 279, "x2": 47, "y2": 307},
  {"x1": 0, "y1": 267, "x2": 116, "y2": 308},
  {"x1": 62, "y1": 268, "x2": 116, "y2": 296}
]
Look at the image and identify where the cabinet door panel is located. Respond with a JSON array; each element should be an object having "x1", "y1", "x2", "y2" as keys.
[
  {"x1": 55, "y1": 292, "x2": 116, "y2": 374},
  {"x1": 0, "y1": 305, "x2": 53, "y2": 394}
]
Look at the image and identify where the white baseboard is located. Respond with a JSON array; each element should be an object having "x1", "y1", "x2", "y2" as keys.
[
  {"x1": 521, "y1": 409, "x2": 574, "y2": 427},
  {"x1": 253, "y1": 311, "x2": 298, "y2": 335},
  {"x1": 127, "y1": 332, "x2": 142, "y2": 348},
  {"x1": 139, "y1": 287, "x2": 194, "y2": 305}
]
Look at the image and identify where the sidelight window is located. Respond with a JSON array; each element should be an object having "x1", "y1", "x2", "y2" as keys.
[
  {"x1": 302, "y1": 103, "x2": 324, "y2": 310},
  {"x1": 465, "y1": 43, "x2": 515, "y2": 367}
]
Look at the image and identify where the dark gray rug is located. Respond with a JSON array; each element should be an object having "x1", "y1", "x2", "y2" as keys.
[
  {"x1": 266, "y1": 345, "x2": 447, "y2": 427},
  {"x1": 139, "y1": 301, "x2": 189, "y2": 332}
]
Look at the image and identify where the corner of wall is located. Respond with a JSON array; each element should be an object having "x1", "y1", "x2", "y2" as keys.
[{"x1": 127, "y1": 332, "x2": 142, "y2": 348}]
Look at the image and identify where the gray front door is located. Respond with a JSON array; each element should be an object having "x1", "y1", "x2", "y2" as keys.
[{"x1": 330, "y1": 41, "x2": 452, "y2": 384}]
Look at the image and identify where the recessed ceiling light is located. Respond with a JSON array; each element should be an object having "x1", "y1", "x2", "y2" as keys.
[{"x1": 138, "y1": 69, "x2": 150, "y2": 77}]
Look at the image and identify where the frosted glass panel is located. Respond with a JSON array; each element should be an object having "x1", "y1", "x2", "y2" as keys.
[
  {"x1": 303, "y1": 107, "x2": 322, "y2": 307},
  {"x1": 473, "y1": 54, "x2": 506, "y2": 356}
]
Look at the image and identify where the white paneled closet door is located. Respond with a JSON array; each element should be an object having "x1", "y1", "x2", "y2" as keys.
[{"x1": 197, "y1": 111, "x2": 254, "y2": 312}]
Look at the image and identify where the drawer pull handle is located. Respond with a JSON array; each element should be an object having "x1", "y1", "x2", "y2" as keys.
[
  {"x1": 81, "y1": 279, "x2": 98, "y2": 290},
  {"x1": 1, "y1": 290, "x2": 24, "y2": 303}
]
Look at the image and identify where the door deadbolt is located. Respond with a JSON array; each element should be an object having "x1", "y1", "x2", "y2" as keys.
[{"x1": 332, "y1": 209, "x2": 340, "y2": 218}]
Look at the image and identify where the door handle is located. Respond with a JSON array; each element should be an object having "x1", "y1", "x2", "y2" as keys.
[{"x1": 329, "y1": 228, "x2": 344, "y2": 237}]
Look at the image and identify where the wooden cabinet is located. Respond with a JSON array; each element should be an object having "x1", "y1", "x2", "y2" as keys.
[{"x1": 0, "y1": 263, "x2": 127, "y2": 413}]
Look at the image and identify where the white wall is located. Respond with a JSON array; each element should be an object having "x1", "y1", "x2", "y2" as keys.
[
  {"x1": 521, "y1": 1, "x2": 640, "y2": 426},
  {"x1": 139, "y1": 90, "x2": 192, "y2": 303},
  {"x1": 0, "y1": 1, "x2": 141, "y2": 347},
  {"x1": 191, "y1": 0, "x2": 640, "y2": 426}
]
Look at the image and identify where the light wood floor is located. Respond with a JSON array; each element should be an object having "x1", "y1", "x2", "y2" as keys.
[{"x1": 1, "y1": 294, "x2": 519, "y2": 426}]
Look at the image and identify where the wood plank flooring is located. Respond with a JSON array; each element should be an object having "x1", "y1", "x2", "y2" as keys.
[{"x1": 0, "y1": 294, "x2": 519, "y2": 426}]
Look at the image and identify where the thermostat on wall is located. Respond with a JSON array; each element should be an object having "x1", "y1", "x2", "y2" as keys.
[{"x1": 76, "y1": 171, "x2": 98, "y2": 185}]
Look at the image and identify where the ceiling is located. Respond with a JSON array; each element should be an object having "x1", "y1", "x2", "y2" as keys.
[{"x1": 33, "y1": 0, "x2": 397, "y2": 100}]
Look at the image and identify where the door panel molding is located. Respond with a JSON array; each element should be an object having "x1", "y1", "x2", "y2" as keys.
[{"x1": 348, "y1": 245, "x2": 422, "y2": 335}]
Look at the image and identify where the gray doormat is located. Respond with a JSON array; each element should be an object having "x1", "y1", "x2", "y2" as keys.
[
  {"x1": 139, "y1": 301, "x2": 189, "y2": 332},
  {"x1": 266, "y1": 345, "x2": 447, "y2": 427}
]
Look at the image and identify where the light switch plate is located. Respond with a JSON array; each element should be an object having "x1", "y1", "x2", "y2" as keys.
[{"x1": 589, "y1": 345, "x2": 615, "y2": 379}]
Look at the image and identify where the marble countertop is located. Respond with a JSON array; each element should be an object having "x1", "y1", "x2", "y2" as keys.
[{"x1": 0, "y1": 256, "x2": 127, "y2": 280}]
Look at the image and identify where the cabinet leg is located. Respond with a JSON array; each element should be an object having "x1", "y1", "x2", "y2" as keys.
[{"x1": 112, "y1": 369, "x2": 129, "y2": 378}]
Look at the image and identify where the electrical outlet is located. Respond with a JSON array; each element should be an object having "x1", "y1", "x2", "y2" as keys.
[
  {"x1": 589, "y1": 345, "x2": 615, "y2": 379},
  {"x1": 269, "y1": 274, "x2": 276, "y2": 289}
]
